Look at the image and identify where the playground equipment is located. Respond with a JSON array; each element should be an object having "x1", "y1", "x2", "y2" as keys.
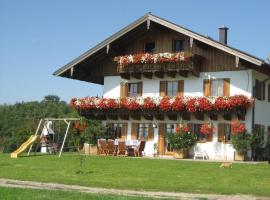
[
  {"x1": 10, "y1": 118, "x2": 80, "y2": 158},
  {"x1": 10, "y1": 135, "x2": 38, "y2": 158}
]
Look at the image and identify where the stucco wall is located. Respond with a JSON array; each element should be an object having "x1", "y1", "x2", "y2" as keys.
[{"x1": 104, "y1": 70, "x2": 253, "y2": 98}]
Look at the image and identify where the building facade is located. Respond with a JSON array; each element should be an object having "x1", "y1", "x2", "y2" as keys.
[{"x1": 54, "y1": 13, "x2": 270, "y2": 160}]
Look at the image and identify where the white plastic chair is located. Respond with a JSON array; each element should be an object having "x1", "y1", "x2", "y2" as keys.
[{"x1": 193, "y1": 146, "x2": 208, "y2": 160}]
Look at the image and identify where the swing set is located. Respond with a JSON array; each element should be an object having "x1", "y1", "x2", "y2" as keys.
[{"x1": 11, "y1": 118, "x2": 82, "y2": 158}]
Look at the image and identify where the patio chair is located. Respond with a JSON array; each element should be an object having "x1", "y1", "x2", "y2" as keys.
[
  {"x1": 193, "y1": 146, "x2": 208, "y2": 160},
  {"x1": 98, "y1": 139, "x2": 107, "y2": 156},
  {"x1": 117, "y1": 141, "x2": 126, "y2": 156},
  {"x1": 107, "y1": 139, "x2": 116, "y2": 156},
  {"x1": 134, "y1": 140, "x2": 146, "y2": 157}
]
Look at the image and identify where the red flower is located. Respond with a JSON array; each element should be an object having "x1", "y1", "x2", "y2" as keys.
[
  {"x1": 231, "y1": 120, "x2": 246, "y2": 134},
  {"x1": 171, "y1": 96, "x2": 185, "y2": 111},
  {"x1": 143, "y1": 97, "x2": 156, "y2": 110},
  {"x1": 159, "y1": 97, "x2": 171, "y2": 112},
  {"x1": 197, "y1": 98, "x2": 212, "y2": 112},
  {"x1": 186, "y1": 98, "x2": 197, "y2": 112},
  {"x1": 176, "y1": 124, "x2": 190, "y2": 133},
  {"x1": 200, "y1": 123, "x2": 214, "y2": 135},
  {"x1": 74, "y1": 121, "x2": 88, "y2": 132}
]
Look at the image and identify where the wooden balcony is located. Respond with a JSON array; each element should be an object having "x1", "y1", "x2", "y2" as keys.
[{"x1": 117, "y1": 54, "x2": 204, "y2": 80}]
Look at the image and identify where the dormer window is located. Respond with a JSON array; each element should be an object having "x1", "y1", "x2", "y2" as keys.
[
  {"x1": 173, "y1": 40, "x2": 184, "y2": 52},
  {"x1": 144, "y1": 42, "x2": 155, "y2": 53}
]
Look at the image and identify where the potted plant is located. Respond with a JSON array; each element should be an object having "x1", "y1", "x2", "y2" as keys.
[
  {"x1": 231, "y1": 121, "x2": 251, "y2": 161},
  {"x1": 200, "y1": 123, "x2": 214, "y2": 141},
  {"x1": 167, "y1": 124, "x2": 196, "y2": 159}
]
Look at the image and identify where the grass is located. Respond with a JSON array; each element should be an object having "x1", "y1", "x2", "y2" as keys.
[
  {"x1": 0, "y1": 153, "x2": 269, "y2": 197},
  {"x1": 0, "y1": 187, "x2": 172, "y2": 200}
]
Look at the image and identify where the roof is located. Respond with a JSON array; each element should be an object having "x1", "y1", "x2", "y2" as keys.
[{"x1": 53, "y1": 12, "x2": 268, "y2": 77}]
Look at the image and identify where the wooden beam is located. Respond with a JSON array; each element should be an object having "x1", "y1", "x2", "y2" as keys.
[
  {"x1": 120, "y1": 73, "x2": 130, "y2": 80},
  {"x1": 147, "y1": 19, "x2": 150, "y2": 30},
  {"x1": 106, "y1": 44, "x2": 110, "y2": 54}
]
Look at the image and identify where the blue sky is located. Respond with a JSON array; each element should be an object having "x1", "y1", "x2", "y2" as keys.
[{"x1": 0, "y1": 0, "x2": 269, "y2": 104}]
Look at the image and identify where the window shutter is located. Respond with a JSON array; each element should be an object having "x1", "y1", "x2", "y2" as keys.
[
  {"x1": 121, "y1": 123, "x2": 128, "y2": 140},
  {"x1": 223, "y1": 79, "x2": 230, "y2": 96},
  {"x1": 203, "y1": 79, "x2": 211, "y2": 96},
  {"x1": 158, "y1": 123, "x2": 165, "y2": 155},
  {"x1": 268, "y1": 85, "x2": 270, "y2": 102},
  {"x1": 218, "y1": 123, "x2": 225, "y2": 143},
  {"x1": 160, "y1": 81, "x2": 167, "y2": 97},
  {"x1": 148, "y1": 123, "x2": 154, "y2": 141},
  {"x1": 131, "y1": 123, "x2": 138, "y2": 140},
  {"x1": 262, "y1": 82, "x2": 266, "y2": 100},
  {"x1": 137, "y1": 82, "x2": 142, "y2": 97},
  {"x1": 255, "y1": 80, "x2": 261, "y2": 100},
  {"x1": 120, "y1": 82, "x2": 128, "y2": 98},
  {"x1": 177, "y1": 80, "x2": 184, "y2": 96}
]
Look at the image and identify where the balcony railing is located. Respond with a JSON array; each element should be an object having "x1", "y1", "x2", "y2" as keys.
[{"x1": 114, "y1": 52, "x2": 203, "y2": 79}]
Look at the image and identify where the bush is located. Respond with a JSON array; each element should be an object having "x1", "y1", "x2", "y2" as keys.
[
  {"x1": 167, "y1": 125, "x2": 196, "y2": 150},
  {"x1": 231, "y1": 131, "x2": 251, "y2": 154}
]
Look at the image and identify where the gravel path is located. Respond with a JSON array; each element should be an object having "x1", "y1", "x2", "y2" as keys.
[{"x1": 0, "y1": 178, "x2": 269, "y2": 200}]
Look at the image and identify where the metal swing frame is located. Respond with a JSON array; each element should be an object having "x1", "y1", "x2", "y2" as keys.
[{"x1": 27, "y1": 118, "x2": 81, "y2": 158}]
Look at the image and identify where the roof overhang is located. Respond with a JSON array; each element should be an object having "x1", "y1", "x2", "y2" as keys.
[{"x1": 53, "y1": 13, "x2": 267, "y2": 79}]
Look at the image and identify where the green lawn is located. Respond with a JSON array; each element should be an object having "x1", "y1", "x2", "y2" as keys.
[
  {"x1": 0, "y1": 187, "x2": 171, "y2": 200},
  {"x1": 0, "y1": 153, "x2": 269, "y2": 197}
]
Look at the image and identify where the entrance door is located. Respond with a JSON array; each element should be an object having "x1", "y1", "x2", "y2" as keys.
[{"x1": 158, "y1": 123, "x2": 165, "y2": 155}]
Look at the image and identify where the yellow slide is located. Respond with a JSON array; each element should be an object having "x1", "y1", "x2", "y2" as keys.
[{"x1": 11, "y1": 135, "x2": 38, "y2": 158}]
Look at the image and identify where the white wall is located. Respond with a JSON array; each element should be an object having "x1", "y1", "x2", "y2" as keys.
[
  {"x1": 102, "y1": 70, "x2": 266, "y2": 160},
  {"x1": 103, "y1": 70, "x2": 253, "y2": 98}
]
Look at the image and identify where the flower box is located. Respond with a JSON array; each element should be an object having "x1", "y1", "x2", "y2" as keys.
[
  {"x1": 173, "y1": 149, "x2": 189, "y2": 159},
  {"x1": 234, "y1": 151, "x2": 246, "y2": 161},
  {"x1": 143, "y1": 113, "x2": 153, "y2": 120},
  {"x1": 194, "y1": 112, "x2": 204, "y2": 121},
  {"x1": 209, "y1": 112, "x2": 218, "y2": 120}
]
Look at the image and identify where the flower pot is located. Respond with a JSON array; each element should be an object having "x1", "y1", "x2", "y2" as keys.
[
  {"x1": 181, "y1": 112, "x2": 190, "y2": 121},
  {"x1": 234, "y1": 151, "x2": 246, "y2": 161},
  {"x1": 131, "y1": 112, "x2": 141, "y2": 120},
  {"x1": 143, "y1": 113, "x2": 153, "y2": 120},
  {"x1": 173, "y1": 149, "x2": 188, "y2": 159},
  {"x1": 194, "y1": 112, "x2": 204, "y2": 121},
  {"x1": 209, "y1": 113, "x2": 218, "y2": 120}
]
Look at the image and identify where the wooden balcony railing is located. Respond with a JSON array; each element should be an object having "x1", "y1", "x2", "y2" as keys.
[{"x1": 116, "y1": 54, "x2": 204, "y2": 79}]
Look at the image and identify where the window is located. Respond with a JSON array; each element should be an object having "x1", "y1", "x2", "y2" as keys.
[
  {"x1": 127, "y1": 82, "x2": 142, "y2": 97},
  {"x1": 167, "y1": 81, "x2": 178, "y2": 97},
  {"x1": 166, "y1": 124, "x2": 176, "y2": 134},
  {"x1": 144, "y1": 42, "x2": 155, "y2": 53},
  {"x1": 173, "y1": 40, "x2": 184, "y2": 52},
  {"x1": 128, "y1": 83, "x2": 137, "y2": 97},
  {"x1": 255, "y1": 79, "x2": 265, "y2": 101},
  {"x1": 211, "y1": 79, "x2": 223, "y2": 96},
  {"x1": 189, "y1": 123, "x2": 206, "y2": 142},
  {"x1": 203, "y1": 79, "x2": 230, "y2": 96},
  {"x1": 138, "y1": 123, "x2": 149, "y2": 139},
  {"x1": 160, "y1": 80, "x2": 184, "y2": 97},
  {"x1": 107, "y1": 123, "x2": 123, "y2": 139},
  {"x1": 166, "y1": 124, "x2": 177, "y2": 152},
  {"x1": 218, "y1": 123, "x2": 231, "y2": 143}
]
